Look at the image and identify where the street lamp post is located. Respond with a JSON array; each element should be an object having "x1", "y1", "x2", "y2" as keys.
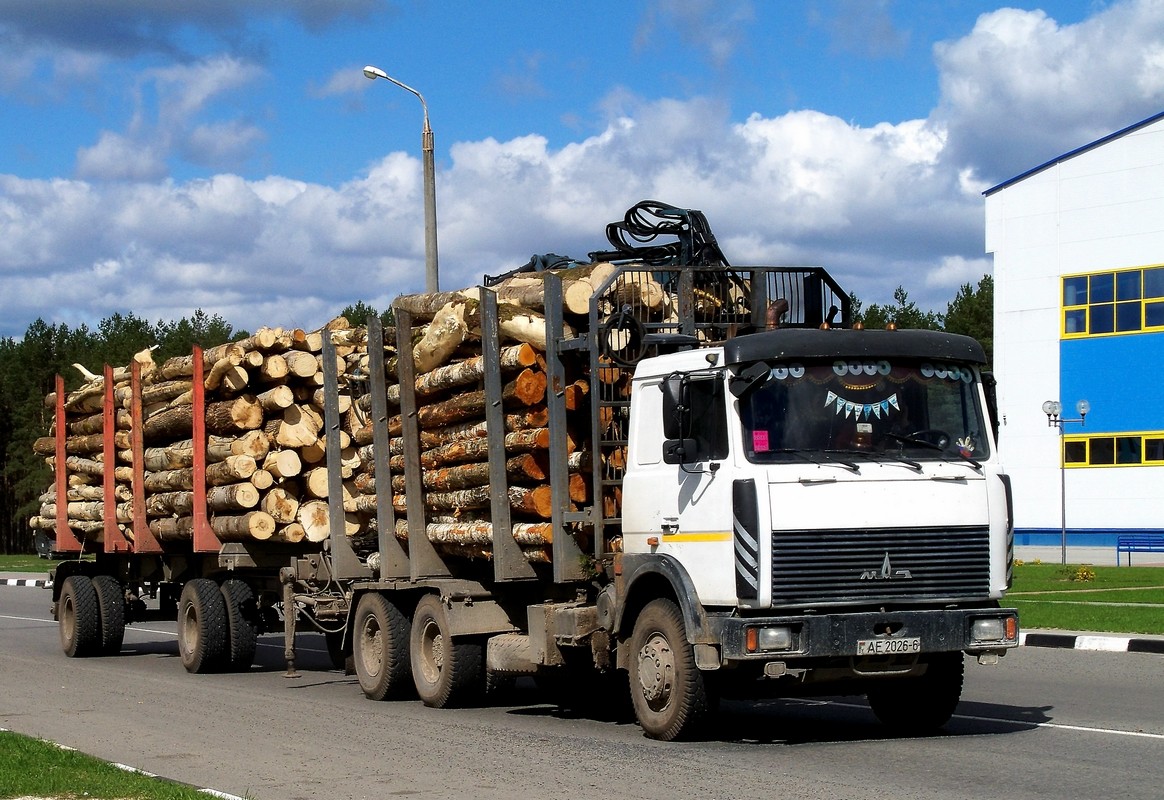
[
  {"x1": 1042, "y1": 399, "x2": 1090, "y2": 564},
  {"x1": 363, "y1": 65, "x2": 439, "y2": 293}
]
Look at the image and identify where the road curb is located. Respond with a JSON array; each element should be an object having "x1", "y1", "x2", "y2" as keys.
[
  {"x1": 1021, "y1": 630, "x2": 1164, "y2": 654},
  {"x1": 1, "y1": 578, "x2": 51, "y2": 588}
]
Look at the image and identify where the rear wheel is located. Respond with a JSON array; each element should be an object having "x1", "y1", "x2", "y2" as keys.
[
  {"x1": 91, "y1": 575, "x2": 125, "y2": 656},
  {"x1": 58, "y1": 575, "x2": 100, "y2": 658},
  {"x1": 410, "y1": 594, "x2": 483, "y2": 708},
  {"x1": 220, "y1": 579, "x2": 258, "y2": 672},
  {"x1": 628, "y1": 598, "x2": 714, "y2": 741},
  {"x1": 353, "y1": 593, "x2": 411, "y2": 700},
  {"x1": 866, "y1": 652, "x2": 965, "y2": 735},
  {"x1": 178, "y1": 579, "x2": 228, "y2": 674}
]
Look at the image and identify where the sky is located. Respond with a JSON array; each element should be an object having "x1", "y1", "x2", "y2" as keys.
[{"x1": 3, "y1": 0, "x2": 1164, "y2": 339}]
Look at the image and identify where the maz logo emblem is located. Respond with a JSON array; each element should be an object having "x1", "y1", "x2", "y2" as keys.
[{"x1": 859, "y1": 552, "x2": 913, "y2": 581}]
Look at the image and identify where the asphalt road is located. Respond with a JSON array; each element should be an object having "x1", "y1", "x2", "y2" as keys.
[{"x1": 2, "y1": 583, "x2": 1162, "y2": 800}]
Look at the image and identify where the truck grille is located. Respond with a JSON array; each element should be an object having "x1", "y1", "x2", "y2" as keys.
[{"x1": 770, "y1": 526, "x2": 991, "y2": 606}]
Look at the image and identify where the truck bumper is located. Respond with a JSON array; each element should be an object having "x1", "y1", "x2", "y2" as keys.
[{"x1": 713, "y1": 607, "x2": 1019, "y2": 663}]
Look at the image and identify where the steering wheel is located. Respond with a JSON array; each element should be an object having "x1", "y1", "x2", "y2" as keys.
[{"x1": 907, "y1": 429, "x2": 951, "y2": 449}]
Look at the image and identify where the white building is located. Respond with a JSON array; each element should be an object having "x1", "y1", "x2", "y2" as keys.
[{"x1": 985, "y1": 112, "x2": 1164, "y2": 552}]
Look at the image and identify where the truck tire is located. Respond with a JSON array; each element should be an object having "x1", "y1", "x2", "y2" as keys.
[
  {"x1": 92, "y1": 575, "x2": 125, "y2": 656},
  {"x1": 410, "y1": 594, "x2": 484, "y2": 708},
  {"x1": 58, "y1": 575, "x2": 100, "y2": 658},
  {"x1": 866, "y1": 652, "x2": 965, "y2": 735},
  {"x1": 178, "y1": 578, "x2": 228, "y2": 674},
  {"x1": 220, "y1": 579, "x2": 258, "y2": 672},
  {"x1": 353, "y1": 593, "x2": 411, "y2": 700},
  {"x1": 628, "y1": 598, "x2": 714, "y2": 741}
]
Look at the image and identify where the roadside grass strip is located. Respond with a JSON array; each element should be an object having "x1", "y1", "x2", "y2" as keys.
[{"x1": 0, "y1": 728, "x2": 250, "y2": 800}]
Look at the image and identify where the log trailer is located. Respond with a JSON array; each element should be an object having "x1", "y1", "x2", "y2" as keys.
[{"x1": 42, "y1": 202, "x2": 1018, "y2": 740}]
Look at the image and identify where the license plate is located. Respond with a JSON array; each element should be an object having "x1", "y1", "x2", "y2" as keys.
[{"x1": 857, "y1": 636, "x2": 921, "y2": 656}]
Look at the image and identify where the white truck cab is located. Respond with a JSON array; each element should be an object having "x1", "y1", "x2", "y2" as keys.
[{"x1": 617, "y1": 325, "x2": 1018, "y2": 739}]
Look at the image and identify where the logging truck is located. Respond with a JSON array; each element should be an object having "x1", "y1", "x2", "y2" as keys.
[{"x1": 40, "y1": 203, "x2": 1018, "y2": 741}]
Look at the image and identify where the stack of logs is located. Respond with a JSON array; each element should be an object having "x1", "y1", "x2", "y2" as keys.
[
  {"x1": 32, "y1": 261, "x2": 670, "y2": 563},
  {"x1": 33, "y1": 322, "x2": 364, "y2": 546}
]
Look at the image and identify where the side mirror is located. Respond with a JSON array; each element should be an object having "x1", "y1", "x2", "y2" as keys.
[
  {"x1": 982, "y1": 371, "x2": 1000, "y2": 443},
  {"x1": 661, "y1": 375, "x2": 688, "y2": 440},
  {"x1": 730, "y1": 361, "x2": 769, "y2": 398},
  {"x1": 663, "y1": 437, "x2": 700, "y2": 465}
]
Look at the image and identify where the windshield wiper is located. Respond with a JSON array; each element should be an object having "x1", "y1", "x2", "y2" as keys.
[
  {"x1": 767, "y1": 448, "x2": 860, "y2": 474},
  {"x1": 883, "y1": 433, "x2": 983, "y2": 472}
]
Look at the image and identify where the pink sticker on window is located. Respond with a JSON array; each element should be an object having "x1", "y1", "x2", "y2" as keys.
[{"x1": 753, "y1": 430, "x2": 769, "y2": 452}]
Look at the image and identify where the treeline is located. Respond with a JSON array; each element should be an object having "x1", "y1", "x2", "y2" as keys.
[
  {"x1": 851, "y1": 275, "x2": 994, "y2": 364},
  {"x1": 0, "y1": 277, "x2": 990, "y2": 555}
]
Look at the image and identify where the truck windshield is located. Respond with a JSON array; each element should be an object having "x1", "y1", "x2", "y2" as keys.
[{"x1": 738, "y1": 358, "x2": 991, "y2": 464}]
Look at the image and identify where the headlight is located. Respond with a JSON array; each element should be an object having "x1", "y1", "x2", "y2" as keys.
[
  {"x1": 971, "y1": 617, "x2": 1015, "y2": 644},
  {"x1": 757, "y1": 626, "x2": 793, "y2": 651}
]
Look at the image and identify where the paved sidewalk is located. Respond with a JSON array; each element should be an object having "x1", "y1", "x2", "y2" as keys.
[{"x1": 1015, "y1": 544, "x2": 1164, "y2": 566}]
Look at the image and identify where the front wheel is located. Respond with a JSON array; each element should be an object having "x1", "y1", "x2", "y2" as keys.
[
  {"x1": 410, "y1": 594, "x2": 483, "y2": 708},
  {"x1": 628, "y1": 598, "x2": 714, "y2": 741},
  {"x1": 866, "y1": 652, "x2": 965, "y2": 735}
]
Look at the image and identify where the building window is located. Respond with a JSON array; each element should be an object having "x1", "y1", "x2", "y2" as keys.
[
  {"x1": 1063, "y1": 432, "x2": 1164, "y2": 467},
  {"x1": 1062, "y1": 265, "x2": 1164, "y2": 337}
]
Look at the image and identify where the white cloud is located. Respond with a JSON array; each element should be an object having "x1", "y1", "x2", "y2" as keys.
[
  {"x1": 76, "y1": 131, "x2": 168, "y2": 181},
  {"x1": 934, "y1": 0, "x2": 1164, "y2": 184}
]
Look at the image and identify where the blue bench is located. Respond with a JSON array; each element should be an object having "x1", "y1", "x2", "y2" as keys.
[{"x1": 1116, "y1": 534, "x2": 1164, "y2": 566}]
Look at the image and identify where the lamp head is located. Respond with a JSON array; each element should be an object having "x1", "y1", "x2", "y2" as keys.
[
  {"x1": 1042, "y1": 400, "x2": 1061, "y2": 417},
  {"x1": 363, "y1": 65, "x2": 388, "y2": 81},
  {"x1": 1076, "y1": 399, "x2": 1090, "y2": 417}
]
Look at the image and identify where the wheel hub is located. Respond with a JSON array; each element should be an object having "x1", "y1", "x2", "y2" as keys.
[{"x1": 637, "y1": 634, "x2": 674, "y2": 706}]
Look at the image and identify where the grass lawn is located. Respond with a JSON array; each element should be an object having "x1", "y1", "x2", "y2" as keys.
[
  {"x1": 1010, "y1": 562, "x2": 1164, "y2": 635},
  {"x1": 0, "y1": 729, "x2": 225, "y2": 799},
  {"x1": 0, "y1": 553, "x2": 90, "y2": 573}
]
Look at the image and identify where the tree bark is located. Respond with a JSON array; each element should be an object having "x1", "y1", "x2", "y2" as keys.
[
  {"x1": 206, "y1": 482, "x2": 260, "y2": 512},
  {"x1": 211, "y1": 511, "x2": 276, "y2": 541}
]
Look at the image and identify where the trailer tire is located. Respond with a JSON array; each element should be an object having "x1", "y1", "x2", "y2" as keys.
[
  {"x1": 866, "y1": 652, "x2": 965, "y2": 735},
  {"x1": 59, "y1": 575, "x2": 100, "y2": 658},
  {"x1": 410, "y1": 594, "x2": 484, "y2": 708},
  {"x1": 178, "y1": 578, "x2": 228, "y2": 674},
  {"x1": 354, "y1": 593, "x2": 411, "y2": 700},
  {"x1": 220, "y1": 579, "x2": 258, "y2": 672},
  {"x1": 628, "y1": 598, "x2": 714, "y2": 741},
  {"x1": 92, "y1": 575, "x2": 125, "y2": 656}
]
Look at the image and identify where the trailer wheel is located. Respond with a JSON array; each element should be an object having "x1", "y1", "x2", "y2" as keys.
[
  {"x1": 92, "y1": 575, "x2": 125, "y2": 656},
  {"x1": 353, "y1": 593, "x2": 411, "y2": 700},
  {"x1": 220, "y1": 579, "x2": 258, "y2": 672},
  {"x1": 410, "y1": 594, "x2": 483, "y2": 708},
  {"x1": 866, "y1": 652, "x2": 965, "y2": 735},
  {"x1": 59, "y1": 575, "x2": 100, "y2": 658},
  {"x1": 178, "y1": 578, "x2": 228, "y2": 674},
  {"x1": 628, "y1": 598, "x2": 713, "y2": 741}
]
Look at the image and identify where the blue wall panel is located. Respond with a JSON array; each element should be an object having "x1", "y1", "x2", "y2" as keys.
[{"x1": 1060, "y1": 333, "x2": 1161, "y2": 432}]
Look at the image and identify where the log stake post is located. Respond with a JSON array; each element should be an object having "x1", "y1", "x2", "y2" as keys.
[
  {"x1": 191, "y1": 345, "x2": 220, "y2": 553},
  {"x1": 53, "y1": 375, "x2": 83, "y2": 553},
  {"x1": 102, "y1": 365, "x2": 131, "y2": 553},
  {"x1": 544, "y1": 273, "x2": 587, "y2": 582},
  {"x1": 367, "y1": 316, "x2": 409, "y2": 578},
  {"x1": 483, "y1": 289, "x2": 535, "y2": 582},
  {"x1": 396, "y1": 307, "x2": 450, "y2": 579},
  {"x1": 323, "y1": 332, "x2": 370, "y2": 579},
  {"x1": 129, "y1": 359, "x2": 162, "y2": 553}
]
